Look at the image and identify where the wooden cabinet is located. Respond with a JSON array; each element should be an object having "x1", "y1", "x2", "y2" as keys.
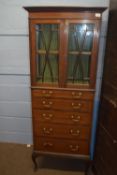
[
  {"x1": 24, "y1": 6, "x2": 106, "y2": 172},
  {"x1": 94, "y1": 10, "x2": 117, "y2": 175}
]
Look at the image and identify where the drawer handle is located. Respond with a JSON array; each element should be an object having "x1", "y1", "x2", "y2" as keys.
[
  {"x1": 44, "y1": 105, "x2": 51, "y2": 108},
  {"x1": 70, "y1": 129, "x2": 80, "y2": 136},
  {"x1": 42, "y1": 101, "x2": 53, "y2": 108},
  {"x1": 42, "y1": 90, "x2": 53, "y2": 97},
  {"x1": 72, "y1": 92, "x2": 83, "y2": 99},
  {"x1": 72, "y1": 103, "x2": 82, "y2": 109},
  {"x1": 43, "y1": 94, "x2": 51, "y2": 97},
  {"x1": 71, "y1": 115, "x2": 81, "y2": 122},
  {"x1": 42, "y1": 113, "x2": 53, "y2": 120},
  {"x1": 43, "y1": 127, "x2": 53, "y2": 135},
  {"x1": 43, "y1": 142, "x2": 53, "y2": 147},
  {"x1": 69, "y1": 145, "x2": 79, "y2": 152}
]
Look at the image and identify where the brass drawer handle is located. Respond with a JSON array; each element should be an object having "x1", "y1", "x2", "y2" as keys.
[
  {"x1": 70, "y1": 129, "x2": 80, "y2": 136},
  {"x1": 71, "y1": 115, "x2": 81, "y2": 122},
  {"x1": 72, "y1": 103, "x2": 82, "y2": 109},
  {"x1": 42, "y1": 101, "x2": 53, "y2": 108},
  {"x1": 44, "y1": 94, "x2": 51, "y2": 97},
  {"x1": 42, "y1": 101, "x2": 46, "y2": 104},
  {"x1": 43, "y1": 142, "x2": 53, "y2": 147},
  {"x1": 49, "y1": 91, "x2": 53, "y2": 94},
  {"x1": 44, "y1": 105, "x2": 51, "y2": 108},
  {"x1": 42, "y1": 90, "x2": 53, "y2": 97},
  {"x1": 42, "y1": 113, "x2": 53, "y2": 120},
  {"x1": 43, "y1": 127, "x2": 53, "y2": 135},
  {"x1": 69, "y1": 145, "x2": 79, "y2": 152},
  {"x1": 72, "y1": 92, "x2": 83, "y2": 99}
]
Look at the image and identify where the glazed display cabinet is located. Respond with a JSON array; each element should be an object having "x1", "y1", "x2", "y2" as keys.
[{"x1": 24, "y1": 6, "x2": 106, "y2": 174}]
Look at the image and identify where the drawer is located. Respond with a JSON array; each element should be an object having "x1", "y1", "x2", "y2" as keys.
[
  {"x1": 32, "y1": 98, "x2": 93, "y2": 112},
  {"x1": 34, "y1": 137, "x2": 89, "y2": 155},
  {"x1": 32, "y1": 89, "x2": 94, "y2": 100},
  {"x1": 34, "y1": 123, "x2": 91, "y2": 140},
  {"x1": 33, "y1": 109, "x2": 92, "y2": 126}
]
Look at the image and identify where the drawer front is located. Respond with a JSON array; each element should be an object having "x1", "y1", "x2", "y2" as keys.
[
  {"x1": 32, "y1": 98, "x2": 93, "y2": 112},
  {"x1": 33, "y1": 109, "x2": 92, "y2": 125},
  {"x1": 34, "y1": 137, "x2": 89, "y2": 155},
  {"x1": 32, "y1": 89, "x2": 94, "y2": 100},
  {"x1": 34, "y1": 123, "x2": 91, "y2": 140}
]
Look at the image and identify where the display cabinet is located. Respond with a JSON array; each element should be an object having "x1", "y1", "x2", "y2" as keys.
[{"x1": 24, "y1": 7, "x2": 106, "y2": 174}]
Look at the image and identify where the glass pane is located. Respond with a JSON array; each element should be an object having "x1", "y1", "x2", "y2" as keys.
[
  {"x1": 67, "y1": 23, "x2": 94, "y2": 85},
  {"x1": 67, "y1": 55, "x2": 91, "y2": 84},
  {"x1": 36, "y1": 24, "x2": 59, "y2": 83}
]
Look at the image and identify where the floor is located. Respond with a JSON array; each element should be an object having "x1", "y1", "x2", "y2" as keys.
[{"x1": 0, "y1": 142, "x2": 90, "y2": 175}]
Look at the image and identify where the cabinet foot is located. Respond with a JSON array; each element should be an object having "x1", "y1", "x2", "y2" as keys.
[
  {"x1": 32, "y1": 152, "x2": 39, "y2": 171},
  {"x1": 85, "y1": 160, "x2": 93, "y2": 175}
]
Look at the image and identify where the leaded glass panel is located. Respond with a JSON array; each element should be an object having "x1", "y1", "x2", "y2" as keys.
[
  {"x1": 67, "y1": 23, "x2": 94, "y2": 85},
  {"x1": 36, "y1": 24, "x2": 59, "y2": 83}
]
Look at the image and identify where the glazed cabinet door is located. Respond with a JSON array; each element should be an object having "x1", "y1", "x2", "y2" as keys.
[
  {"x1": 30, "y1": 20, "x2": 63, "y2": 87},
  {"x1": 30, "y1": 19, "x2": 100, "y2": 89},
  {"x1": 66, "y1": 20, "x2": 100, "y2": 89}
]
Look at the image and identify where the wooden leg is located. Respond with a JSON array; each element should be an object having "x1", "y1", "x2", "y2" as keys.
[
  {"x1": 32, "y1": 151, "x2": 39, "y2": 171},
  {"x1": 92, "y1": 164, "x2": 97, "y2": 175},
  {"x1": 85, "y1": 160, "x2": 93, "y2": 175}
]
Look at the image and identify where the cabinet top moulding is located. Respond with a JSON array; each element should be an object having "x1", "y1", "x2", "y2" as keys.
[
  {"x1": 24, "y1": 6, "x2": 107, "y2": 12},
  {"x1": 24, "y1": 6, "x2": 107, "y2": 19}
]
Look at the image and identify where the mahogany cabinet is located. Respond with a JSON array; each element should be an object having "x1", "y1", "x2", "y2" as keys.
[
  {"x1": 24, "y1": 7, "x2": 106, "y2": 172},
  {"x1": 94, "y1": 10, "x2": 117, "y2": 175}
]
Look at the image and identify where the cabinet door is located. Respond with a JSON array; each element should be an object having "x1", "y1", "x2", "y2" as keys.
[
  {"x1": 30, "y1": 20, "x2": 62, "y2": 87},
  {"x1": 66, "y1": 20, "x2": 100, "y2": 88},
  {"x1": 30, "y1": 19, "x2": 100, "y2": 88}
]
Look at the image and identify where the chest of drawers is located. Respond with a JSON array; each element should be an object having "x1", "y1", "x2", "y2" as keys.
[{"x1": 32, "y1": 88, "x2": 94, "y2": 156}]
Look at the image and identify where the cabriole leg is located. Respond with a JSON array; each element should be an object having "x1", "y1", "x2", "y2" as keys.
[{"x1": 32, "y1": 152, "x2": 39, "y2": 171}]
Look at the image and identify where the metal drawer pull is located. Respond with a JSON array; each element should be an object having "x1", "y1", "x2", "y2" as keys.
[
  {"x1": 42, "y1": 90, "x2": 53, "y2": 97},
  {"x1": 42, "y1": 101, "x2": 46, "y2": 104},
  {"x1": 69, "y1": 145, "x2": 79, "y2": 152},
  {"x1": 70, "y1": 129, "x2": 80, "y2": 136},
  {"x1": 43, "y1": 142, "x2": 53, "y2": 147},
  {"x1": 71, "y1": 115, "x2": 81, "y2": 122},
  {"x1": 72, "y1": 103, "x2": 82, "y2": 109},
  {"x1": 42, "y1": 101, "x2": 53, "y2": 108},
  {"x1": 72, "y1": 92, "x2": 83, "y2": 99},
  {"x1": 42, "y1": 113, "x2": 53, "y2": 120},
  {"x1": 43, "y1": 127, "x2": 53, "y2": 135},
  {"x1": 44, "y1": 105, "x2": 51, "y2": 108},
  {"x1": 44, "y1": 94, "x2": 51, "y2": 97}
]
